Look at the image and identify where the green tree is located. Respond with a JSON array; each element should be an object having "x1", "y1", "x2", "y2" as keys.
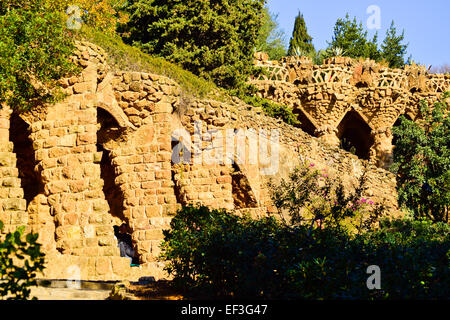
[
  {"x1": 0, "y1": 0, "x2": 78, "y2": 111},
  {"x1": 0, "y1": 221, "x2": 45, "y2": 300},
  {"x1": 391, "y1": 93, "x2": 450, "y2": 222},
  {"x1": 122, "y1": 0, "x2": 266, "y2": 89},
  {"x1": 381, "y1": 21, "x2": 408, "y2": 68},
  {"x1": 255, "y1": 6, "x2": 287, "y2": 60},
  {"x1": 287, "y1": 11, "x2": 315, "y2": 56},
  {"x1": 327, "y1": 13, "x2": 380, "y2": 61}
]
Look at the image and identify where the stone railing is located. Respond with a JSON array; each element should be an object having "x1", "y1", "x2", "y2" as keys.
[
  {"x1": 255, "y1": 64, "x2": 290, "y2": 82},
  {"x1": 252, "y1": 54, "x2": 450, "y2": 94},
  {"x1": 428, "y1": 74, "x2": 450, "y2": 93},
  {"x1": 311, "y1": 66, "x2": 353, "y2": 85},
  {"x1": 376, "y1": 70, "x2": 408, "y2": 89}
]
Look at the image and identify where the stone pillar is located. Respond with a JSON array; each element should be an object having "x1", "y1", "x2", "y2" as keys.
[
  {"x1": 0, "y1": 105, "x2": 27, "y2": 234},
  {"x1": 315, "y1": 125, "x2": 340, "y2": 147},
  {"x1": 369, "y1": 127, "x2": 394, "y2": 169},
  {"x1": 109, "y1": 125, "x2": 178, "y2": 264},
  {"x1": 23, "y1": 42, "x2": 131, "y2": 281}
]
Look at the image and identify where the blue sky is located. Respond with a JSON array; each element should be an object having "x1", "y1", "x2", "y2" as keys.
[{"x1": 267, "y1": 0, "x2": 450, "y2": 67}]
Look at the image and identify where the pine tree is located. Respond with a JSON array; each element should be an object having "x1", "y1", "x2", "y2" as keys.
[
  {"x1": 381, "y1": 21, "x2": 408, "y2": 68},
  {"x1": 287, "y1": 12, "x2": 315, "y2": 56},
  {"x1": 327, "y1": 14, "x2": 369, "y2": 59}
]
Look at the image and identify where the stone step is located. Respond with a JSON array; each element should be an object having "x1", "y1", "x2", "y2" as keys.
[
  {"x1": 30, "y1": 287, "x2": 111, "y2": 300},
  {"x1": 29, "y1": 279, "x2": 119, "y2": 300}
]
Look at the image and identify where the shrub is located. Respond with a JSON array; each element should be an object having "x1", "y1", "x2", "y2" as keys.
[
  {"x1": 0, "y1": 221, "x2": 45, "y2": 300},
  {"x1": 269, "y1": 162, "x2": 385, "y2": 234},
  {"x1": 160, "y1": 206, "x2": 450, "y2": 299},
  {"x1": 42, "y1": 0, "x2": 129, "y2": 34},
  {"x1": 391, "y1": 93, "x2": 450, "y2": 222},
  {"x1": 0, "y1": 0, "x2": 78, "y2": 111},
  {"x1": 231, "y1": 87, "x2": 300, "y2": 126}
]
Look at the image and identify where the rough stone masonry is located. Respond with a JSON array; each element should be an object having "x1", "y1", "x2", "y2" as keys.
[{"x1": 0, "y1": 42, "x2": 447, "y2": 281}]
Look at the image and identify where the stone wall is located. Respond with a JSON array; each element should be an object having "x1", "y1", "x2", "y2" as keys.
[{"x1": 0, "y1": 42, "x2": 433, "y2": 282}]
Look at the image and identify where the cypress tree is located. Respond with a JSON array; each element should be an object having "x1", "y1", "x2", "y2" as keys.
[{"x1": 287, "y1": 12, "x2": 315, "y2": 56}]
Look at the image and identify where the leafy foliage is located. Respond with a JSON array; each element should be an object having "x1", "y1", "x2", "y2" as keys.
[
  {"x1": 0, "y1": 0, "x2": 78, "y2": 111},
  {"x1": 44, "y1": 0, "x2": 129, "y2": 34},
  {"x1": 160, "y1": 206, "x2": 450, "y2": 299},
  {"x1": 326, "y1": 14, "x2": 380, "y2": 61},
  {"x1": 255, "y1": 6, "x2": 287, "y2": 61},
  {"x1": 391, "y1": 93, "x2": 450, "y2": 222},
  {"x1": 287, "y1": 11, "x2": 315, "y2": 57},
  {"x1": 0, "y1": 221, "x2": 45, "y2": 300},
  {"x1": 121, "y1": 0, "x2": 266, "y2": 90},
  {"x1": 325, "y1": 14, "x2": 410, "y2": 68}
]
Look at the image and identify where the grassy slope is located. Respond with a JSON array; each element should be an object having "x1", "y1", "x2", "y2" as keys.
[{"x1": 78, "y1": 27, "x2": 222, "y2": 100}]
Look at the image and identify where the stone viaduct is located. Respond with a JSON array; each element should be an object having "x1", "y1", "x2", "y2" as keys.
[
  {"x1": 0, "y1": 43, "x2": 447, "y2": 281},
  {"x1": 251, "y1": 53, "x2": 449, "y2": 168}
]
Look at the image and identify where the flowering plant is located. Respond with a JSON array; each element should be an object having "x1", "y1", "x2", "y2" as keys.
[{"x1": 270, "y1": 162, "x2": 385, "y2": 234}]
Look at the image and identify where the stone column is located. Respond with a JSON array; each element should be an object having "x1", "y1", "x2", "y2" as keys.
[
  {"x1": 369, "y1": 127, "x2": 394, "y2": 169},
  {"x1": 24, "y1": 42, "x2": 132, "y2": 281},
  {"x1": 315, "y1": 125, "x2": 340, "y2": 147},
  {"x1": 0, "y1": 105, "x2": 27, "y2": 234}
]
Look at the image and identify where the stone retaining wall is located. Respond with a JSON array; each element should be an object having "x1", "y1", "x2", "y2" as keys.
[{"x1": 0, "y1": 42, "x2": 421, "y2": 282}]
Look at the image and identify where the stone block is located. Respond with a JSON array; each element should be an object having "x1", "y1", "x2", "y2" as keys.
[
  {"x1": 154, "y1": 101, "x2": 173, "y2": 114},
  {"x1": 95, "y1": 257, "x2": 112, "y2": 276}
]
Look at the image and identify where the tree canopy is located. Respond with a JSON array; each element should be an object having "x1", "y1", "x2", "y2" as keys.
[
  {"x1": 0, "y1": 0, "x2": 77, "y2": 111},
  {"x1": 381, "y1": 21, "x2": 409, "y2": 68},
  {"x1": 327, "y1": 13, "x2": 379, "y2": 60},
  {"x1": 391, "y1": 92, "x2": 450, "y2": 222},
  {"x1": 121, "y1": 0, "x2": 266, "y2": 89},
  {"x1": 326, "y1": 14, "x2": 409, "y2": 66},
  {"x1": 255, "y1": 6, "x2": 287, "y2": 61}
]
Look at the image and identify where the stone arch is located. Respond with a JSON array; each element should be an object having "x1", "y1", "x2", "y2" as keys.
[
  {"x1": 97, "y1": 104, "x2": 133, "y2": 130},
  {"x1": 9, "y1": 112, "x2": 56, "y2": 253},
  {"x1": 96, "y1": 108, "x2": 127, "y2": 226},
  {"x1": 337, "y1": 110, "x2": 374, "y2": 160},
  {"x1": 293, "y1": 107, "x2": 318, "y2": 137},
  {"x1": 231, "y1": 163, "x2": 258, "y2": 210},
  {"x1": 9, "y1": 112, "x2": 44, "y2": 204}
]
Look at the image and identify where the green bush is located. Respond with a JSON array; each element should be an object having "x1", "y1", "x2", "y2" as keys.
[
  {"x1": 229, "y1": 85, "x2": 300, "y2": 126},
  {"x1": 0, "y1": 0, "x2": 78, "y2": 111},
  {"x1": 391, "y1": 93, "x2": 450, "y2": 222},
  {"x1": 160, "y1": 206, "x2": 450, "y2": 299},
  {"x1": 269, "y1": 162, "x2": 385, "y2": 234},
  {"x1": 0, "y1": 221, "x2": 45, "y2": 300}
]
